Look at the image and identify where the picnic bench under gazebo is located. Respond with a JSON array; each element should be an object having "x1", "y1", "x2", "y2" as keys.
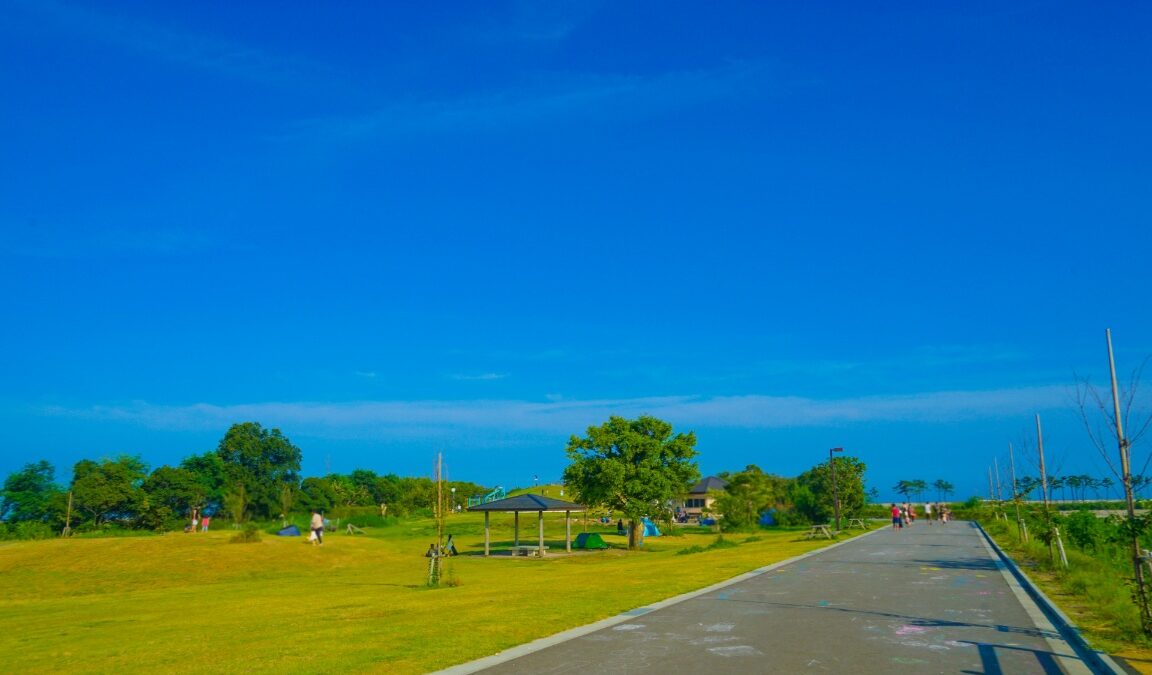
[{"x1": 467, "y1": 494, "x2": 587, "y2": 556}]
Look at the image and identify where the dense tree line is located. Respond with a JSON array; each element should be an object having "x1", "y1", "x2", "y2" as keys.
[
  {"x1": 701, "y1": 456, "x2": 871, "y2": 531},
  {"x1": 1010, "y1": 474, "x2": 1142, "y2": 502},
  {"x1": 0, "y1": 422, "x2": 489, "y2": 537}
]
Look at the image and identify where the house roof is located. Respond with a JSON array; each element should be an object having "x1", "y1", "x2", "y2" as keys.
[
  {"x1": 467, "y1": 493, "x2": 587, "y2": 512},
  {"x1": 689, "y1": 476, "x2": 729, "y2": 494}
]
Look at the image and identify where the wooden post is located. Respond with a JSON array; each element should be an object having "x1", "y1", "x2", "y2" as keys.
[
  {"x1": 1036, "y1": 415, "x2": 1065, "y2": 567},
  {"x1": 566, "y1": 510, "x2": 572, "y2": 553},
  {"x1": 1036, "y1": 415, "x2": 1051, "y2": 516},
  {"x1": 537, "y1": 510, "x2": 544, "y2": 555},
  {"x1": 484, "y1": 512, "x2": 490, "y2": 556},
  {"x1": 1009, "y1": 443, "x2": 1026, "y2": 542},
  {"x1": 61, "y1": 491, "x2": 73, "y2": 538},
  {"x1": 1108, "y1": 328, "x2": 1152, "y2": 633}
]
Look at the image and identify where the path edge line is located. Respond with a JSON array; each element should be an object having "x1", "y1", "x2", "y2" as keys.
[
  {"x1": 433, "y1": 527, "x2": 884, "y2": 674},
  {"x1": 974, "y1": 520, "x2": 1126, "y2": 675}
]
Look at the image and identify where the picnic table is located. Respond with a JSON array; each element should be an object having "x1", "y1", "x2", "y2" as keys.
[
  {"x1": 510, "y1": 545, "x2": 549, "y2": 557},
  {"x1": 847, "y1": 518, "x2": 869, "y2": 530},
  {"x1": 803, "y1": 525, "x2": 833, "y2": 540}
]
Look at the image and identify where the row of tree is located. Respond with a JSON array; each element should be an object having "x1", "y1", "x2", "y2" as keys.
[
  {"x1": 1006, "y1": 474, "x2": 1149, "y2": 502},
  {"x1": 892, "y1": 479, "x2": 955, "y2": 503},
  {"x1": 5, "y1": 414, "x2": 880, "y2": 546},
  {"x1": 710, "y1": 456, "x2": 869, "y2": 530},
  {"x1": 0, "y1": 422, "x2": 487, "y2": 533},
  {"x1": 561, "y1": 415, "x2": 872, "y2": 545}
]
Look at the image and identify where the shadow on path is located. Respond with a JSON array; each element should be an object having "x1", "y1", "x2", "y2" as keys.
[{"x1": 710, "y1": 597, "x2": 1062, "y2": 641}]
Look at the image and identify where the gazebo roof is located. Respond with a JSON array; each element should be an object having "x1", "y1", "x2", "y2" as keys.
[{"x1": 467, "y1": 493, "x2": 587, "y2": 512}]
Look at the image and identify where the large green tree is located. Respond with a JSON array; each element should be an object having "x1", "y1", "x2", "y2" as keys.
[
  {"x1": 562, "y1": 415, "x2": 699, "y2": 548},
  {"x1": 793, "y1": 455, "x2": 867, "y2": 525},
  {"x1": 71, "y1": 456, "x2": 149, "y2": 527},
  {"x1": 140, "y1": 466, "x2": 203, "y2": 529},
  {"x1": 214, "y1": 422, "x2": 302, "y2": 519},
  {"x1": 713, "y1": 465, "x2": 792, "y2": 531},
  {"x1": 179, "y1": 451, "x2": 228, "y2": 513},
  {"x1": 1, "y1": 460, "x2": 65, "y2": 524}
]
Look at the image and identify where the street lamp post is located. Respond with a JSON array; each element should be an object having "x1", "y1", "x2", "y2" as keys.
[
  {"x1": 451, "y1": 487, "x2": 456, "y2": 513},
  {"x1": 830, "y1": 447, "x2": 844, "y2": 531}
]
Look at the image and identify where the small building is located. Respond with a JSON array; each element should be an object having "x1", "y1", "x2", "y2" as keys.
[{"x1": 682, "y1": 475, "x2": 728, "y2": 520}]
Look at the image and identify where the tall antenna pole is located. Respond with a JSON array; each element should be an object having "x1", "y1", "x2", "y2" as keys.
[{"x1": 1107, "y1": 328, "x2": 1151, "y2": 633}]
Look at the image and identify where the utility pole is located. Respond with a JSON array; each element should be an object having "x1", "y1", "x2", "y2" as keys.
[
  {"x1": 1009, "y1": 443, "x2": 1026, "y2": 542},
  {"x1": 994, "y1": 457, "x2": 1006, "y2": 520},
  {"x1": 829, "y1": 447, "x2": 843, "y2": 531},
  {"x1": 61, "y1": 490, "x2": 73, "y2": 538},
  {"x1": 1107, "y1": 328, "x2": 1151, "y2": 634},
  {"x1": 1036, "y1": 415, "x2": 1051, "y2": 517},
  {"x1": 1036, "y1": 414, "x2": 1067, "y2": 568}
]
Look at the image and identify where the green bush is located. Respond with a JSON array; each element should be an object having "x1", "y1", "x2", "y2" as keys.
[
  {"x1": 13, "y1": 521, "x2": 54, "y2": 540},
  {"x1": 230, "y1": 523, "x2": 262, "y2": 544}
]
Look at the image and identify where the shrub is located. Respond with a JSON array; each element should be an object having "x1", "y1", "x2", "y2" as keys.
[
  {"x1": 14, "y1": 521, "x2": 54, "y2": 540},
  {"x1": 230, "y1": 523, "x2": 262, "y2": 544}
]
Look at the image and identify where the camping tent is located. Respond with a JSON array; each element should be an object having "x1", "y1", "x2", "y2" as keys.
[
  {"x1": 641, "y1": 517, "x2": 661, "y2": 537},
  {"x1": 277, "y1": 524, "x2": 301, "y2": 536},
  {"x1": 573, "y1": 532, "x2": 609, "y2": 549}
]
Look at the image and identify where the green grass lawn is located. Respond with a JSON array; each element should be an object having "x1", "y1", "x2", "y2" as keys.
[{"x1": 0, "y1": 514, "x2": 857, "y2": 674}]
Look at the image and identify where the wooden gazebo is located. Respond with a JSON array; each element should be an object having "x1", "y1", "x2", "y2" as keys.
[{"x1": 467, "y1": 494, "x2": 587, "y2": 556}]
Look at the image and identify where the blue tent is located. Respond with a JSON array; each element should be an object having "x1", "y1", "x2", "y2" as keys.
[
  {"x1": 759, "y1": 509, "x2": 777, "y2": 526},
  {"x1": 641, "y1": 517, "x2": 661, "y2": 537},
  {"x1": 277, "y1": 524, "x2": 301, "y2": 536}
]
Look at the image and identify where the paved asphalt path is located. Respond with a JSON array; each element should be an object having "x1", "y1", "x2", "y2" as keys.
[{"x1": 444, "y1": 522, "x2": 1107, "y2": 674}]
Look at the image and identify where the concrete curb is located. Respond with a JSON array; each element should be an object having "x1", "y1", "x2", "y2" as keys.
[
  {"x1": 434, "y1": 527, "x2": 885, "y2": 674},
  {"x1": 975, "y1": 521, "x2": 1127, "y2": 675}
]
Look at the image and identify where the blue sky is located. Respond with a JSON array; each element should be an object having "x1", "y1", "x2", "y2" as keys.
[{"x1": 2, "y1": 1, "x2": 1150, "y2": 501}]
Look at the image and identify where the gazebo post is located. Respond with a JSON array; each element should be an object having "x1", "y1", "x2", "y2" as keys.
[
  {"x1": 484, "y1": 512, "x2": 490, "y2": 556},
  {"x1": 514, "y1": 511, "x2": 519, "y2": 547},
  {"x1": 538, "y1": 510, "x2": 544, "y2": 554},
  {"x1": 565, "y1": 510, "x2": 572, "y2": 552}
]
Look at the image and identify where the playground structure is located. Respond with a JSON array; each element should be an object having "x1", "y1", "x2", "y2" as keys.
[{"x1": 467, "y1": 486, "x2": 507, "y2": 507}]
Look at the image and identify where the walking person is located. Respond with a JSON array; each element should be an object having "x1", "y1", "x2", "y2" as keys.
[
  {"x1": 891, "y1": 504, "x2": 902, "y2": 530},
  {"x1": 924, "y1": 502, "x2": 933, "y2": 525},
  {"x1": 310, "y1": 509, "x2": 324, "y2": 546}
]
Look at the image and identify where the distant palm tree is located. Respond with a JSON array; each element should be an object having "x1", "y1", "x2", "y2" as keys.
[{"x1": 932, "y1": 479, "x2": 954, "y2": 503}]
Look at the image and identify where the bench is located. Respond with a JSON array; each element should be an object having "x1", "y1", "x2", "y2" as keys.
[
  {"x1": 803, "y1": 525, "x2": 833, "y2": 540},
  {"x1": 510, "y1": 545, "x2": 549, "y2": 557}
]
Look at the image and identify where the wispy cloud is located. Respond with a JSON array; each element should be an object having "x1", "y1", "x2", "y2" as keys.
[
  {"x1": 284, "y1": 60, "x2": 770, "y2": 142},
  {"x1": 39, "y1": 385, "x2": 1071, "y2": 438},
  {"x1": 6, "y1": 224, "x2": 213, "y2": 259},
  {"x1": 14, "y1": 0, "x2": 332, "y2": 85},
  {"x1": 449, "y1": 372, "x2": 510, "y2": 382}
]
